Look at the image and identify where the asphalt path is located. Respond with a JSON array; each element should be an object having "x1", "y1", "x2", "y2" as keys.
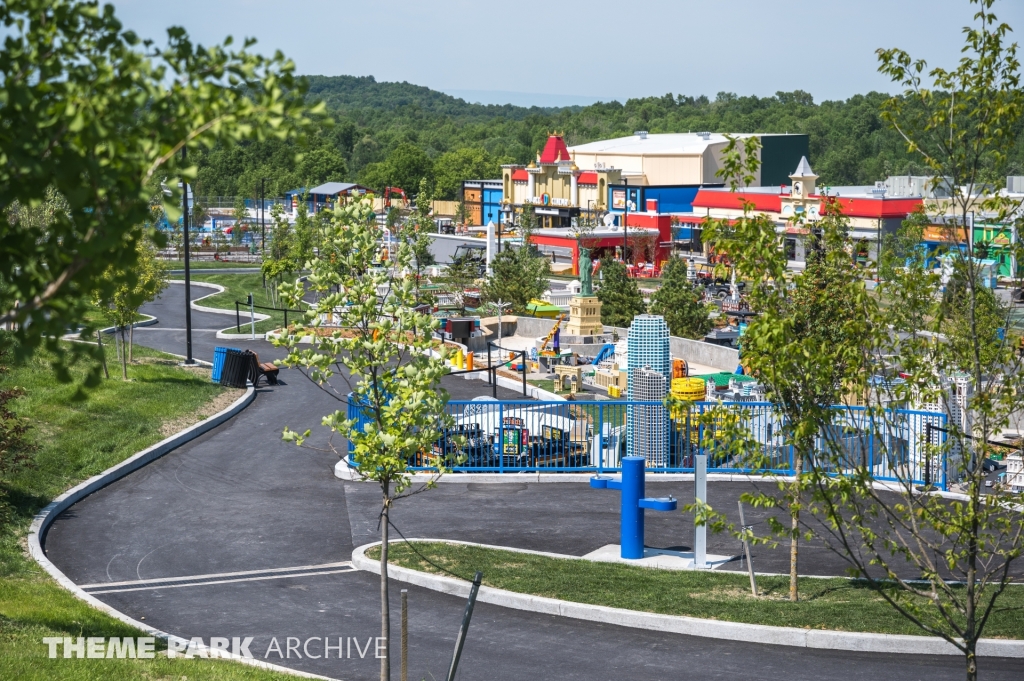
[{"x1": 42, "y1": 283, "x2": 1023, "y2": 680}]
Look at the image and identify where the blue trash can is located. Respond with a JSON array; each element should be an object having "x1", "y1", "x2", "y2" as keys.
[{"x1": 211, "y1": 346, "x2": 240, "y2": 383}]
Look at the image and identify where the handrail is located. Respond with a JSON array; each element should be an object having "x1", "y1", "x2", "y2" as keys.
[{"x1": 234, "y1": 300, "x2": 306, "y2": 332}]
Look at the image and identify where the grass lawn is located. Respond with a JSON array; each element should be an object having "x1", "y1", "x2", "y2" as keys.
[
  {"x1": 171, "y1": 273, "x2": 307, "y2": 334},
  {"x1": 0, "y1": 341, "x2": 294, "y2": 679},
  {"x1": 162, "y1": 259, "x2": 260, "y2": 270},
  {"x1": 372, "y1": 542, "x2": 1024, "y2": 639}
]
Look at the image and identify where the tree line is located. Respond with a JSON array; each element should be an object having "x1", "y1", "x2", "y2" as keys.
[{"x1": 195, "y1": 75, "x2": 1024, "y2": 203}]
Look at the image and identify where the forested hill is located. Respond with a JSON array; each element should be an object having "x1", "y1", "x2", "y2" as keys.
[
  {"x1": 303, "y1": 75, "x2": 573, "y2": 119},
  {"x1": 194, "y1": 76, "x2": 1024, "y2": 202}
]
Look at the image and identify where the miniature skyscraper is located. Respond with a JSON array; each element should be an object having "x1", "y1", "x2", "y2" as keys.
[{"x1": 627, "y1": 315, "x2": 671, "y2": 465}]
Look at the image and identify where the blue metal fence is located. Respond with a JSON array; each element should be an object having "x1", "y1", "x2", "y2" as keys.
[{"x1": 347, "y1": 399, "x2": 949, "y2": 489}]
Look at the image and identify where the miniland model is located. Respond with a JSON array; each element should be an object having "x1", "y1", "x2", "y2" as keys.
[{"x1": 563, "y1": 247, "x2": 611, "y2": 345}]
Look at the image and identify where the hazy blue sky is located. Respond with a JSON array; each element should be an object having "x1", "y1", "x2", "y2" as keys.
[{"x1": 109, "y1": 0, "x2": 1024, "y2": 106}]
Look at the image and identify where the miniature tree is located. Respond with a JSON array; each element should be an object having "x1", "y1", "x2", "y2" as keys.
[{"x1": 274, "y1": 198, "x2": 455, "y2": 681}]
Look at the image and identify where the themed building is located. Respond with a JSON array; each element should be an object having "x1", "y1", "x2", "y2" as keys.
[
  {"x1": 460, "y1": 179, "x2": 503, "y2": 227},
  {"x1": 284, "y1": 182, "x2": 373, "y2": 213},
  {"x1": 684, "y1": 158, "x2": 927, "y2": 267}
]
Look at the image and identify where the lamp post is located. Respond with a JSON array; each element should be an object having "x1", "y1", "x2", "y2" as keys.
[
  {"x1": 181, "y1": 147, "x2": 194, "y2": 365},
  {"x1": 260, "y1": 178, "x2": 267, "y2": 287},
  {"x1": 499, "y1": 204, "x2": 513, "y2": 255},
  {"x1": 622, "y1": 177, "x2": 629, "y2": 266}
]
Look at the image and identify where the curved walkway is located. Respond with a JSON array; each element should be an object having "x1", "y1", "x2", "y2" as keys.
[{"x1": 40, "y1": 284, "x2": 1023, "y2": 680}]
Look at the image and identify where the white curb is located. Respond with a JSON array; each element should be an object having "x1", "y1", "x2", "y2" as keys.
[
  {"x1": 351, "y1": 540, "x2": 1024, "y2": 659},
  {"x1": 27, "y1": 386, "x2": 336, "y2": 680}
]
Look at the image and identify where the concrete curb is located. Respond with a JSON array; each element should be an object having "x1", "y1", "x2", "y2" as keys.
[
  {"x1": 167, "y1": 279, "x2": 276, "y2": 341},
  {"x1": 351, "y1": 540, "x2": 1023, "y2": 659},
  {"x1": 26, "y1": 387, "x2": 335, "y2": 680}
]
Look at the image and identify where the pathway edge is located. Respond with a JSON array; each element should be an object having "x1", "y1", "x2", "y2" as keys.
[
  {"x1": 351, "y1": 540, "x2": 1023, "y2": 659},
  {"x1": 27, "y1": 386, "x2": 336, "y2": 680}
]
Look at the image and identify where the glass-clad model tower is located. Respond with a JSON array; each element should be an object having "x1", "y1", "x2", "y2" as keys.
[{"x1": 627, "y1": 315, "x2": 671, "y2": 464}]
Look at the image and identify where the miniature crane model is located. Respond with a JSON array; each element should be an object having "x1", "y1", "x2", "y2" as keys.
[{"x1": 539, "y1": 314, "x2": 566, "y2": 355}]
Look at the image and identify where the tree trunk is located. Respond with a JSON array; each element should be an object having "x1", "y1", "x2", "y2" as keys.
[
  {"x1": 965, "y1": 642, "x2": 977, "y2": 681},
  {"x1": 789, "y1": 441, "x2": 805, "y2": 602},
  {"x1": 120, "y1": 327, "x2": 128, "y2": 380},
  {"x1": 380, "y1": 489, "x2": 391, "y2": 681},
  {"x1": 96, "y1": 331, "x2": 109, "y2": 380}
]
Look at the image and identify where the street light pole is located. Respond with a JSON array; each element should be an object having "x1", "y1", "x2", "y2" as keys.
[
  {"x1": 622, "y1": 177, "x2": 629, "y2": 266},
  {"x1": 181, "y1": 147, "x2": 194, "y2": 364},
  {"x1": 260, "y1": 178, "x2": 266, "y2": 287}
]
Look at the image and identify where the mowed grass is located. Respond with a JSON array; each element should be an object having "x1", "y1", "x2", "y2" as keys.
[
  {"x1": 171, "y1": 273, "x2": 305, "y2": 334},
  {"x1": 0, "y1": 342, "x2": 295, "y2": 680},
  {"x1": 163, "y1": 259, "x2": 260, "y2": 270},
  {"x1": 372, "y1": 541, "x2": 1024, "y2": 639}
]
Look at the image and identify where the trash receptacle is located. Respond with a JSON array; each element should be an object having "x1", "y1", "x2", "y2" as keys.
[
  {"x1": 219, "y1": 349, "x2": 249, "y2": 388},
  {"x1": 211, "y1": 346, "x2": 240, "y2": 383}
]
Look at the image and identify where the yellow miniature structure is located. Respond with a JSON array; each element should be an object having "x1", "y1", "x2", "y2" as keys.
[
  {"x1": 554, "y1": 365, "x2": 583, "y2": 394},
  {"x1": 608, "y1": 385, "x2": 621, "y2": 398},
  {"x1": 565, "y1": 294, "x2": 603, "y2": 337}
]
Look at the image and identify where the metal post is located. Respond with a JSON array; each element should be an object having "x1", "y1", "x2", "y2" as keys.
[
  {"x1": 261, "y1": 178, "x2": 266, "y2": 287},
  {"x1": 446, "y1": 571, "x2": 483, "y2": 681},
  {"x1": 235, "y1": 301, "x2": 240, "y2": 333},
  {"x1": 249, "y1": 293, "x2": 256, "y2": 340},
  {"x1": 622, "y1": 177, "x2": 628, "y2": 266},
  {"x1": 738, "y1": 500, "x2": 757, "y2": 596},
  {"x1": 924, "y1": 422, "x2": 933, "y2": 486},
  {"x1": 182, "y1": 147, "x2": 194, "y2": 364},
  {"x1": 401, "y1": 589, "x2": 408, "y2": 681},
  {"x1": 521, "y1": 350, "x2": 527, "y2": 396},
  {"x1": 695, "y1": 453, "x2": 707, "y2": 568}
]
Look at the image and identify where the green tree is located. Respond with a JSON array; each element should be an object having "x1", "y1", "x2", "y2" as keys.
[
  {"x1": 274, "y1": 198, "x2": 455, "y2": 681},
  {"x1": 432, "y1": 147, "x2": 503, "y2": 200},
  {"x1": 596, "y1": 258, "x2": 646, "y2": 328},
  {"x1": 296, "y1": 144, "x2": 348, "y2": 186},
  {"x1": 410, "y1": 178, "x2": 437, "y2": 299},
  {"x1": 0, "y1": 0, "x2": 321, "y2": 380},
  {"x1": 359, "y1": 143, "x2": 433, "y2": 194},
  {"x1": 689, "y1": 8, "x2": 1024, "y2": 679},
  {"x1": 702, "y1": 135, "x2": 871, "y2": 603},
  {"x1": 95, "y1": 237, "x2": 168, "y2": 379},
  {"x1": 442, "y1": 255, "x2": 480, "y2": 316},
  {"x1": 483, "y1": 245, "x2": 548, "y2": 314},
  {"x1": 648, "y1": 258, "x2": 712, "y2": 339}
]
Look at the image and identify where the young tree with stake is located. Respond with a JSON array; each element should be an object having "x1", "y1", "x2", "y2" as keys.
[{"x1": 274, "y1": 198, "x2": 456, "y2": 681}]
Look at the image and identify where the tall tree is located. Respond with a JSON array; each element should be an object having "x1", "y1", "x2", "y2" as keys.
[
  {"x1": 410, "y1": 178, "x2": 437, "y2": 299},
  {"x1": 432, "y1": 147, "x2": 504, "y2": 200},
  {"x1": 596, "y1": 258, "x2": 646, "y2": 328},
  {"x1": 0, "y1": 0, "x2": 321, "y2": 381},
  {"x1": 274, "y1": 198, "x2": 455, "y2": 681},
  {"x1": 648, "y1": 258, "x2": 712, "y2": 339},
  {"x1": 359, "y1": 143, "x2": 433, "y2": 195},
  {"x1": 702, "y1": 135, "x2": 871, "y2": 603}
]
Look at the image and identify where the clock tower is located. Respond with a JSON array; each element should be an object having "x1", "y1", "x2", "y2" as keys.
[{"x1": 781, "y1": 156, "x2": 820, "y2": 219}]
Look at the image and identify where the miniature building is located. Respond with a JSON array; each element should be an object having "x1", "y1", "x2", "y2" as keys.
[
  {"x1": 626, "y1": 315, "x2": 671, "y2": 463},
  {"x1": 1006, "y1": 451, "x2": 1024, "y2": 492},
  {"x1": 629, "y1": 366, "x2": 670, "y2": 466},
  {"x1": 592, "y1": 364, "x2": 627, "y2": 392},
  {"x1": 565, "y1": 295, "x2": 603, "y2": 337},
  {"x1": 554, "y1": 365, "x2": 583, "y2": 393}
]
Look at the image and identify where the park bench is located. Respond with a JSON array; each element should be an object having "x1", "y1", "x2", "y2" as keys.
[{"x1": 245, "y1": 350, "x2": 280, "y2": 387}]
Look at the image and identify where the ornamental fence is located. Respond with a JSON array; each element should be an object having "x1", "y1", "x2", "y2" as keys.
[{"x1": 346, "y1": 399, "x2": 950, "y2": 489}]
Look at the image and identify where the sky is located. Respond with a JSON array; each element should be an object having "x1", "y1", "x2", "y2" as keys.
[{"x1": 108, "y1": 0, "x2": 1024, "y2": 107}]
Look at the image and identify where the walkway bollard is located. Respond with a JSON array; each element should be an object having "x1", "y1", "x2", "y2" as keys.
[
  {"x1": 591, "y1": 456, "x2": 677, "y2": 559},
  {"x1": 466, "y1": 351, "x2": 474, "y2": 372}
]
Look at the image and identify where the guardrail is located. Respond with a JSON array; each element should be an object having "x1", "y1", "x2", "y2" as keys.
[{"x1": 346, "y1": 399, "x2": 950, "y2": 487}]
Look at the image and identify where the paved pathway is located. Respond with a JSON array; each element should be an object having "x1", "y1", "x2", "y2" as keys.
[{"x1": 42, "y1": 284, "x2": 1023, "y2": 680}]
